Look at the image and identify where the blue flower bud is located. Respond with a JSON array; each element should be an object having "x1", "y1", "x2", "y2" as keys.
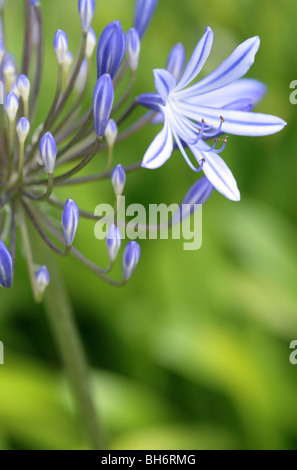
[
  {"x1": 0, "y1": 240, "x2": 13, "y2": 288},
  {"x1": 97, "y1": 21, "x2": 125, "y2": 79},
  {"x1": 171, "y1": 176, "x2": 214, "y2": 224},
  {"x1": 17, "y1": 74, "x2": 30, "y2": 101},
  {"x1": 111, "y1": 164, "x2": 126, "y2": 196},
  {"x1": 166, "y1": 43, "x2": 185, "y2": 80},
  {"x1": 5, "y1": 92, "x2": 19, "y2": 121},
  {"x1": 16, "y1": 117, "x2": 30, "y2": 143},
  {"x1": 122, "y1": 241, "x2": 141, "y2": 280},
  {"x1": 78, "y1": 0, "x2": 95, "y2": 32},
  {"x1": 86, "y1": 27, "x2": 97, "y2": 59},
  {"x1": 53, "y1": 29, "x2": 68, "y2": 64},
  {"x1": 93, "y1": 74, "x2": 114, "y2": 138},
  {"x1": 39, "y1": 131, "x2": 57, "y2": 173},
  {"x1": 62, "y1": 199, "x2": 80, "y2": 246},
  {"x1": 3, "y1": 56, "x2": 16, "y2": 78},
  {"x1": 104, "y1": 119, "x2": 118, "y2": 147},
  {"x1": 134, "y1": 0, "x2": 158, "y2": 38},
  {"x1": 0, "y1": 39, "x2": 4, "y2": 62},
  {"x1": 126, "y1": 28, "x2": 141, "y2": 71},
  {"x1": 35, "y1": 265, "x2": 50, "y2": 295},
  {"x1": 106, "y1": 224, "x2": 122, "y2": 262}
]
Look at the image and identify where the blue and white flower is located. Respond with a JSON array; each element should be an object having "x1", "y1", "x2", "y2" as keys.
[{"x1": 138, "y1": 27, "x2": 286, "y2": 201}]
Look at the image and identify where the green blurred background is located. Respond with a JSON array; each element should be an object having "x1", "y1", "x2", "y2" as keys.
[{"x1": 1, "y1": 0, "x2": 297, "y2": 450}]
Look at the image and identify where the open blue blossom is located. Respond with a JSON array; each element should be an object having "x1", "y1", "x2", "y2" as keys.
[{"x1": 138, "y1": 27, "x2": 286, "y2": 201}]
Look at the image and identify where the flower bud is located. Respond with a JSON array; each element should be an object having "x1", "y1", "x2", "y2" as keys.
[
  {"x1": 86, "y1": 27, "x2": 97, "y2": 59},
  {"x1": 5, "y1": 92, "x2": 19, "y2": 121},
  {"x1": 74, "y1": 58, "x2": 88, "y2": 94},
  {"x1": 134, "y1": 0, "x2": 158, "y2": 38},
  {"x1": 111, "y1": 164, "x2": 126, "y2": 196},
  {"x1": 78, "y1": 0, "x2": 95, "y2": 32},
  {"x1": 3, "y1": 56, "x2": 16, "y2": 79},
  {"x1": 171, "y1": 176, "x2": 214, "y2": 224},
  {"x1": 10, "y1": 82, "x2": 20, "y2": 98},
  {"x1": 126, "y1": 28, "x2": 141, "y2": 71},
  {"x1": 53, "y1": 29, "x2": 68, "y2": 64},
  {"x1": 0, "y1": 240, "x2": 13, "y2": 288},
  {"x1": 122, "y1": 241, "x2": 141, "y2": 280},
  {"x1": 0, "y1": 39, "x2": 4, "y2": 63},
  {"x1": 35, "y1": 265, "x2": 50, "y2": 297},
  {"x1": 97, "y1": 21, "x2": 125, "y2": 79},
  {"x1": 106, "y1": 224, "x2": 122, "y2": 262},
  {"x1": 16, "y1": 117, "x2": 30, "y2": 143},
  {"x1": 39, "y1": 131, "x2": 57, "y2": 173},
  {"x1": 17, "y1": 74, "x2": 30, "y2": 101},
  {"x1": 62, "y1": 199, "x2": 80, "y2": 246},
  {"x1": 166, "y1": 43, "x2": 185, "y2": 80},
  {"x1": 93, "y1": 74, "x2": 114, "y2": 138},
  {"x1": 104, "y1": 119, "x2": 117, "y2": 147}
]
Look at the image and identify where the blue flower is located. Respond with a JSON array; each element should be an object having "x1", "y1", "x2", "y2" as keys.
[
  {"x1": 137, "y1": 27, "x2": 286, "y2": 201},
  {"x1": 0, "y1": 240, "x2": 13, "y2": 288}
]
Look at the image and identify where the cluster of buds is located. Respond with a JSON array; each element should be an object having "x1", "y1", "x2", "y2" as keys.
[{"x1": 0, "y1": 0, "x2": 213, "y2": 301}]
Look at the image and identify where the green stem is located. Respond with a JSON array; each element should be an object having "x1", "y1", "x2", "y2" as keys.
[{"x1": 44, "y1": 258, "x2": 106, "y2": 449}]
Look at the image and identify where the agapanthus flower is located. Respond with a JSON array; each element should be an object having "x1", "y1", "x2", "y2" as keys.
[
  {"x1": 138, "y1": 27, "x2": 286, "y2": 201},
  {"x1": 0, "y1": 1, "x2": 286, "y2": 301}
]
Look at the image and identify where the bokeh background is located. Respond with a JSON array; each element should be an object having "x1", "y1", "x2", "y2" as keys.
[{"x1": 1, "y1": 0, "x2": 297, "y2": 450}]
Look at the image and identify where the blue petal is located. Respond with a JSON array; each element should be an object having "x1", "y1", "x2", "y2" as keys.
[
  {"x1": 153, "y1": 69, "x2": 176, "y2": 104},
  {"x1": 182, "y1": 79, "x2": 266, "y2": 108},
  {"x1": 137, "y1": 92, "x2": 164, "y2": 112},
  {"x1": 177, "y1": 36, "x2": 260, "y2": 98},
  {"x1": 175, "y1": 26, "x2": 214, "y2": 92},
  {"x1": 142, "y1": 120, "x2": 173, "y2": 169},
  {"x1": 175, "y1": 102, "x2": 287, "y2": 136},
  {"x1": 166, "y1": 43, "x2": 186, "y2": 81},
  {"x1": 189, "y1": 143, "x2": 240, "y2": 201}
]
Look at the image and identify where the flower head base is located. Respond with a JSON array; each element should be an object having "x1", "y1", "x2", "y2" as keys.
[
  {"x1": 97, "y1": 21, "x2": 126, "y2": 79},
  {"x1": 0, "y1": 240, "x2": 13, "y2": 288},
  {"x1": 78, "y1": 0, "x2": 95, "y2": 32},
  {"x1": 106, "y1": 224, "x2": 122, "y2": 262},
  {"x1": 62, "y1": 199, "x2": 80, "y2": 247},
  {"x1": 53, "y1": 30, "x2": 68, "y2": 65},
  {"x1": 39, "y1": 132, "x2": 57, "y2": 174},
  {"x1": 134, "y1": 0, "x2": 158, "y2": 38},
  {"x1": 93, "y1": 74, "x2": 114, "y2": 138},
  {"x1": 122, "y1": 241, "x2": 141, "y2": 280},
  {"x1": 138, "y1": 27, "x2": 286, "y2": 201}
]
